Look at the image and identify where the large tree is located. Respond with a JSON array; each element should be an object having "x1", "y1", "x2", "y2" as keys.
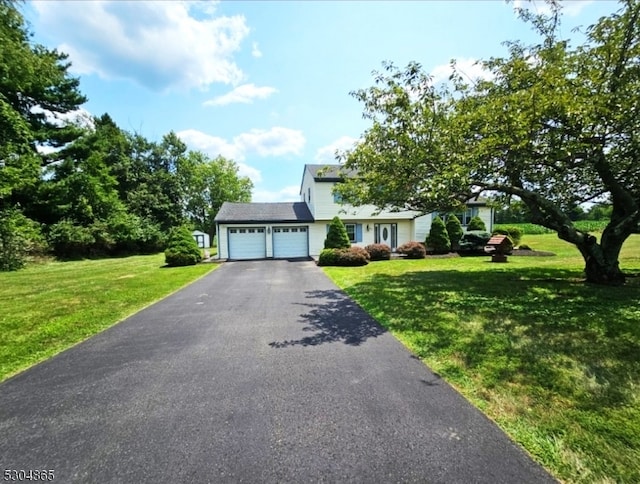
[
  {"x1": 178, "y1": 151, "x2": 252, "y2": 239},
  {"x1": 337, "y1": 1, "x2": 640, "y2": 285},
  {"x1": 0, "y1": 0, "x2": 86, "y2": 205}
]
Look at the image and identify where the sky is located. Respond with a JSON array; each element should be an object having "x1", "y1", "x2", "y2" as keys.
[{"x1": 22, "y1": 0, "x2": 620, "y2": 203}]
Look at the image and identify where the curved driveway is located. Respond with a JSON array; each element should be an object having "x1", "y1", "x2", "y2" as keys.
[{"x1": 0, "y1": 260, "x2": 555, "y2": 483}]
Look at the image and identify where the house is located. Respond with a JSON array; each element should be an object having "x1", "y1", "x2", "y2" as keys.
[
  {"x1": 191, "y1": 230, "x2": 211, "y2": 249},
  {"x1": 214, "y1": 164, "x2": 493, "y2": 260}
]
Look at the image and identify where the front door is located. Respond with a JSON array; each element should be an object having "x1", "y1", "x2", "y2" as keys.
[{"x1": 375, "y1": 223, "x2": 397, "y2": 250}]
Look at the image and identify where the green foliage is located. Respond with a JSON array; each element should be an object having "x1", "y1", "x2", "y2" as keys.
[
  {"x1": 467, "y1": 216, "x2": 486, "y2": 232},
  {"x1": 458, "y1": 231, "x2": 492, "y2": 255},
  {"x1": 426, "y1": 216, "x2": 451, "y2": 254},
  {"x1": 445, "y1": 215, "x2": 464, "y2": 247},
  {"x1": 338, "y1": 3, "x2": 640, "y2": 284},
  {"x1": 47, "y1": 220, "x2": 95, "y2": 259},
  {"x1": 318, "y1": 247, "x2": 369, "y2": 266},
  {"x1": 324, "y1": 216, "x2": 351, "y2": 249},
  {"x1": 0, "y1": 209, "x2": 29, "y2": 271},
  {"x1": 492, "y1": 226, "x2": 523, "y2": 246},
  {"x1": 164, "y1": 226, "x2": 201, "y2": 267},
  {"x1": 365, "y1": 243, "x2": 391, "y2": 261},
  {"x1": 397, "y1": 241, "x2": 426, "y2": 259}
]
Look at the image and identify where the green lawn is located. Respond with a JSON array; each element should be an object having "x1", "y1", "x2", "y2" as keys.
[
  {"x1": 0, "y1": 254, "x2": 217, "y2": 382},
  {"x1": 323, "y1": 234, "x2": 640, "y2": 484}
]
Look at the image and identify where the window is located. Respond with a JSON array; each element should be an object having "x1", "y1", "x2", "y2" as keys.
[
  {"x1": 345, "y1": 224, "x2": 356, "y2": 242},
  {"x1": 239, "y1": 229, "x2": 246, "y2": 233},
  {"x1": 308, "y1": 187, "x2": 311, "y2": 203},
  {"x1": 230, "y1": 229, "x2": 237, "y2": 234},
  {"x1": 248, "y1": 229, "x2": 255, "y2": 233},
  {"x1": 257, "y1": 228, "x2": 265, "y2": 233},
  {"x1": 333, "y1": 192, "x2": 343, "y2": 204}
]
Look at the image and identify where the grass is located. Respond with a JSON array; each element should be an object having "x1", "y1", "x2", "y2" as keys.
[
  {"x1": 323, "y1": 234, "x2": 640, "y2": 483},
  {"x1": 0, "y1": 254, "x2": 217, "y2": 382}
]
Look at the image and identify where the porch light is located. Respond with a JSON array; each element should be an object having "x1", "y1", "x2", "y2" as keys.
[
  {"x1": 267, "y1": 227, "x2": 271, "y2": 234},
  {"x1": 366, "y1": 224, "x2": 370, "y2": 232}
]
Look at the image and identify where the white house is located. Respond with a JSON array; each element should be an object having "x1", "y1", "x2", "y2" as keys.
[{"x1": 214, "y1": 164, "x2": 493, "y2": 260}]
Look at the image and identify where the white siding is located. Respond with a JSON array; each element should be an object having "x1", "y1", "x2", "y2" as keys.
[{"x1": 308, "y1": 219, "x2": 415, "y2": 256}]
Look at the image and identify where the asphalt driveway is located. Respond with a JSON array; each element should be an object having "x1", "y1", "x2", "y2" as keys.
[{"x1": 0, "y1": 260, "x2": 555, "y2": 483}]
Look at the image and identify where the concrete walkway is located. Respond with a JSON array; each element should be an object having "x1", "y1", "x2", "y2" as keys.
[{"x1": 0, "y1": 260, "x2": 556, "y2": 483}]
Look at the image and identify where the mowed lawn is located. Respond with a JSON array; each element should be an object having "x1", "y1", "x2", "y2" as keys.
[
  {"x1": 0, "y1": 254, "x2": 216, "y2": 382},
  {"x1": 324, "y1": 234, "x2": 640, "y2": 484}
]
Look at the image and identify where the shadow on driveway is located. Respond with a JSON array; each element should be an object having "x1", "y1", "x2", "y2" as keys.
[{"x1": 269, "y1": 289, "x2": 386, "y2": 348}]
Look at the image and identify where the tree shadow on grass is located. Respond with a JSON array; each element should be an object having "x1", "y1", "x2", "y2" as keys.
[
  {"x1": 269, "y1": 289, "x2": 387, "y2": 348},
  {"x1": 343, "y1": 266, "x2": 640, "y2": 412}
]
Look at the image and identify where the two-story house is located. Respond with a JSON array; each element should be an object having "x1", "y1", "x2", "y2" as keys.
[{"x1": 214, "y1": 164, "x2": 493, "y2": 260}]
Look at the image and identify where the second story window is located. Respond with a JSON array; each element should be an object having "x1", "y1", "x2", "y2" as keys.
[
  {"x1": 333, "y1": 192, "x2": 343, "y2": 204},
  {"x1": 308, "y1": 187, "x2": 311, "y2": 203}
]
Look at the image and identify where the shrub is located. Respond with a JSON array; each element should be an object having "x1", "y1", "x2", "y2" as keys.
[
  {"x1": 467, "y1": 215, "x2": 486, "y2": 231},
  {"x1": 318, "y1": 247, "x2": 370, "y2": 266},
  {"x1": 426, "y1": 216, "x2": 451, "y2": 254},
  {"x1": 48, "y1": 220, "x2": 95, "y2": 259},
  {"x1": 397, "y1": 241, "x2": 426, "y2": 259},
  {"x1": 365, "y1": 243, "x2": 391, "y2": 261},
  {"x1": 458, "y1": 231, "x2": 492, "y2": 255},
  {"x1": 445, "y1": 215, "x2": 464, "y2": 248},
  {"x1": 324, "y1": 216, "x2": 351, "y2": 249},
  {"x1": 164, "y1": 226, "x2": 201, "y2": 267},
  {"x1": 519, "y1": 244, "x2": 532, "y2": 251},
  {"x1": 492, "y1": 226, "x2": 523, "y2": 246}
]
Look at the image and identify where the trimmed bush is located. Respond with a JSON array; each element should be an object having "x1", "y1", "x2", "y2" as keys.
[
  {"x1": 445, "y1": 215, "x2": 464, "y2": 249},
  {"x1": 518, "y1": 244, "x2": 532, "y2": 251},
  {"x1": 426, "y1": 216, "x2": 451, "y2": 254},
  {"x1": 324, "y1": 216, "x2": 351, "y2": 249},
  {"x1": 492, "y1": 226, "x2": 523, "y2": 246},
  {"x1": 467, "y1": 215, "x2": 487, "y2": 231},
  {"x1": 458, "y1": 231, "x2": 492, "y2": 255},
  {"x1": 365, "y1": 243, "x2": 391, "y2": 261},
  {"x1": 164, "y1": 226, "x2": 201, "y2": 267},
  {"x1": 397, "y1": 241, "x2": 426, "y2": 259},
  {"x1": 318, "y1": 247, "x2": 370, "y2": 266}
]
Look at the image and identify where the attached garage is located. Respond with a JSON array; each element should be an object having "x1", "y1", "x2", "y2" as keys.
[
  {"x1": 228, "y1": 227, "x2": 266, "y2": 260},
  {"x1": 273, "y1": 226, "x2": 308, "y2": 258},
  {"x1": 215, "y1": 202, "x2": 315, "y2": 260}
]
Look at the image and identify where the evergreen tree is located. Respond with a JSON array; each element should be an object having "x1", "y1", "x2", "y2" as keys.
[
  {"x1": 164, "y1": 226, "x2": 201, "y2": 267},
  {"x1": 467, "y1": 216, "x2": 486, "y2": 231},
  {"x1": 426, "y1": 216, "x2": 451, "y2": 254},
  {"x1": 324, "y1": 216, "x2": 351, "y2": 249},
  {"x1": 445, "y1": 215, "x2": 464, "y2": 247}
]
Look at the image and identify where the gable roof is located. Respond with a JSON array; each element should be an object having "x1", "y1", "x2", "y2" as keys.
[
  {"x1": 214, "y1": 202, "x2": 314, "y2": 223},
  {"x1": 305, "y1": 164, "x2": 358, "y2": 182}
]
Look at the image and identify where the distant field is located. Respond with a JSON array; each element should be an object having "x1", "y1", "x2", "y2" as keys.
[
  {"x1": 0, "y1": 254, "x2": 216, "y2": 381},
  {"x1": 494, "y1": 220, "x2": 610, "y2": 234},
  {"x1": 324, "y1": 234, "x2": 640, "y2": 483}
]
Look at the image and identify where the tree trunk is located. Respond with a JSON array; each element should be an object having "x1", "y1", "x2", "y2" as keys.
[{"x1": 576, "y1": 235, "x2": 626, "y2": 286}]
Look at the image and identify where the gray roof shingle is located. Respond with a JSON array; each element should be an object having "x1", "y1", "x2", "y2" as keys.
[{"x1": 214, "y1": 202, "x2": 314, "y2": 223}]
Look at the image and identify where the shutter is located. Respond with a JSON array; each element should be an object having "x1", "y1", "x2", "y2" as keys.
[
  {"x1": 374, "y1": 224, "x2": 380, "y2": 244},
  {"x1": 356, "y1": 224, "x2": 363, "y2": 242},
  {"x1": 326, "y1": 224, "x2": 330, "y2": 234}
]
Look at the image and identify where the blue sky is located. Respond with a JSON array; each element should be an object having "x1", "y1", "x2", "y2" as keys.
[{"x1": 22, "y1": 0, "x2": 619, "y2": 202}]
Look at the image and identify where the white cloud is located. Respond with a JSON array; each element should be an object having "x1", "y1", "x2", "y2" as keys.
[
  {"x1": 252, "y1": 42, "x2": 262, "y2": 58},
  {"x1": 178, "y1": 127, "x2": 305, "y2": 160},
  {"x1": 32, "y1": 1, "x2": 249, "y2": 91},
  {"x1": 177, "y1": 129, "x2": 244, "y2": 161},
  {"x1": 252, "y1": 185, "x2": 300, "y2": 203},
  {"x1": 430, "y1": 57, "x2": 493, "y2": 85},
  {"x1": 203, "y1": 83, "x2": 277, "y2": 106},
  {"x1": 512, "y1": 0, "x2": 593, "y2": 17},
  {"x1": 234, "y1": 127, "x2": 305, "y2": 157},
  {"x1": 314, "y1": 136, "x2": 360, "y2": 164},
  {"x1": 236, "y1": 163, "x2": 263, "y2": 184}
]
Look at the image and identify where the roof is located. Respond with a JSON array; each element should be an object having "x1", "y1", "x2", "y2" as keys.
[
  {"x1": 214, "y1": 202, "x2": 314, "y2": 223},
  {"x1": 305, "y1": 164, "x2": 358, "y2": 182}
]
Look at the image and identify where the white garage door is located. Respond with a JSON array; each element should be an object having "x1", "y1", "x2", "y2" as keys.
[
  {"x1": 273, "y1": 226, "x2": 308, "y2": 258},
  {"x1": 228, "y1": 227, "x2": 266, "y2": 259}
]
